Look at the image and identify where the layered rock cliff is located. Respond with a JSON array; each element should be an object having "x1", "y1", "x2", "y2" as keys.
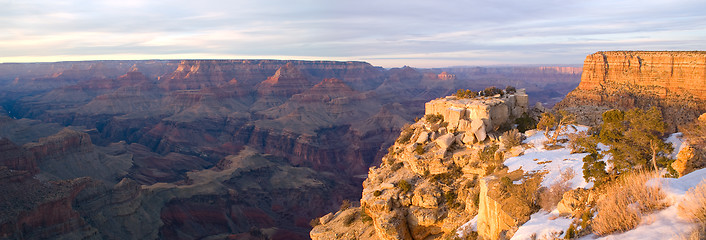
[{"x1": 556, "y1": 51, "x2": 706, "y2": 130}]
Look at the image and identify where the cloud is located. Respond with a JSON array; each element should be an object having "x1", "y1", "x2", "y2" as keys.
[{"x1": 1, "y1": 0, "x2": 705, "y2": 67}]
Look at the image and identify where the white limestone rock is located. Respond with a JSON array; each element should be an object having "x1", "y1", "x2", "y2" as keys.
[
  {"x1": 435, "y1": 133, "x2": 455, "y2": 150},
  {"x1": 416, "y1": 132, "x2": 429, "y2": 144}
]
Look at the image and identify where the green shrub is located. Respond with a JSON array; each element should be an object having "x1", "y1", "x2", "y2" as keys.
[
  {"x1": 396, "y1": 124, "x2": 414, "y2": 144},
  {"x1": 505, "y1": 85, "x2": 516, "y2": 94},
  {"x1": 483, "y1": 86, "x2": 503, "y2": 96},
  {"x1": 343, "y1": 211, "x2": 357, "y2": 226},
  {"x1": 515, "y1": 112, "x2": 537, "y2": 132},
  {"x1": 479, "y1": 144, "x2": 500, "y2": 163},
  {"x1": 397, "y1": 180, "x2": 412, "y2": 193},
  {"x1": 445, "y1": 191, "x2": 458, "y2": 208},
  {"x1": 415, "y1": 145, "x2": 425, "y2": 155},
  {"x1": 425, "y1": 113, "x2": 444, "y2": 123},
  {"x1": 565, "y1": 224, "x2": 577, "y2": 239},
  {"x1": 391, "y1": 162, "x2": 404, "y2": 171},
  {"x1": 455, "y1": 89, "x2": 478, "y2": 99},
  {"x1": 360, "y1": 209, "x2": 373, "y2": 223}
]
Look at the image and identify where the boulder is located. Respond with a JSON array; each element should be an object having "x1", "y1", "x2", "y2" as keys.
[
  {"x1": 457, "y1": 119, "x2": 472, "y2": 132},
  {"x1": 474, "y1": 124, "x2": 487, "y2": 142},
  {"x1": 462, "y1": 132, "x2": 476, "y2": 144},
  {"x1": 556, "y1": 189, "x2": 592, "y2": 216},
  {"x1": 470, "y1": 119, "x2": 484, "y2": 133},
  {"x1": 374, "y1": 210, "x2": 413, "y2": 240},
  {"x1": 672, "y1": 142, "x2": 706, "y2": 177},
  {"x1": 412, "y1": 184, "x2": 441, "y2": 208},
  {"x1": 430, "y1": 132, "x2": 439, "y2": 141},
  {"x1": 416, "y1": 132, "x2": 429, "y2": 144},
  {"x1": 435, "y1": 133, "x2": 455, "y2": 150}
]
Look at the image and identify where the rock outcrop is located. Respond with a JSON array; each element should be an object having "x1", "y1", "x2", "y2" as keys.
[
  {"x1": 312, "y1": 93, "x2": 538, "y2": 240},
  {"x1": 424, "y1": 89, "x2": 528, "y2": 134},
  {"x1": 556, "y1": 51, "x2": 706, "y2": 130}
]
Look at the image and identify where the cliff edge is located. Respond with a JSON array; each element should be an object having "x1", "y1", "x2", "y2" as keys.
[{"x1": 556, "y1": 51, "x2": 706, "y2": 130}]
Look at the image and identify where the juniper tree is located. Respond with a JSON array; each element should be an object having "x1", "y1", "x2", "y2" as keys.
[{"x1": 599, "y1": 107, "x2": 673, "y2": 174}]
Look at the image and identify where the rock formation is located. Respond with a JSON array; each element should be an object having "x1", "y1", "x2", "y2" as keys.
[
  {"x1": 556, "y1": 51, "x2": 706, "y2": 130},
  {"x1": 424, "y1": 89, "x2": 528, "y2": 135},
  {"x1": 312, "y1": 92, "x2": 536, "y2": 240}
]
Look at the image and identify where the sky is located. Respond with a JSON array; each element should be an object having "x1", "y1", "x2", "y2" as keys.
[{"x1": 1, "y1": 0, "x2": 705, "y2": 68}]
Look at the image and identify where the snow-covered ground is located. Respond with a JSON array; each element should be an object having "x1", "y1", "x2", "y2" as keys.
[
  {"x1": 504, "y1": 126, "x2": 593, "y2": 189},
  {"x1": 504, "y1": 128, "x2": 706, "y2": 240}
]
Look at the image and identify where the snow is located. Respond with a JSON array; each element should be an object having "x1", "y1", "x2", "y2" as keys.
[
  {"x1": 665, "y1": 133, "x2": 684, "y2": 159},
  {"x1": 511, "y1": 211, "x2": 573, "y2": 240},
  {"x1": 460, "y1": 128, "x2": 704, "y2": 239},
  {"x1": 456, "y1": 215, "x2": 478, "y2": 238},
  {"x1": 504, "y1": 127, "x2": 592, "y2": 189},
  {"x1": 506, "y1": 129, "x2": 703, "y2": 239}
]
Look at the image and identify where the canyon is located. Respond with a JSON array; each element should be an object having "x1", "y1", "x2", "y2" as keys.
[{"x1": 0, "y1": 60, "x2": 581, "y2": 239}]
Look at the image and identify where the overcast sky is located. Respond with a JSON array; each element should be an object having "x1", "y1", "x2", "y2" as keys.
[{"x1": 1, "y1": 0, "x2": 705, "y2": 67}]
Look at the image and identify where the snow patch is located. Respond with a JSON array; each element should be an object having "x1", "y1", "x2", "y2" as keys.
[
  {"x1": 511, "y1": 211, "x2": 573, "y2": 240},
  {"x1": 504, "y1": 127, "x2": 591, "y2": 189},
  {"x1": 456, "y1": 215, "x2": 478, "y2": 238}
]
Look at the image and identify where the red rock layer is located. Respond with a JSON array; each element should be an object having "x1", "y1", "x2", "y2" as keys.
[
  {"x1": 0, "y1": 138, "x2": 38, "y2": 174},
  {"x1": 556, "y1": 51, "x2": 706, "y2": 129},
  {"x1": 575, "y1": 51, "x2": 706, "y2": 99},
  {"x1": 23, "y1": 128, "x2": 93, "y2": 162}
]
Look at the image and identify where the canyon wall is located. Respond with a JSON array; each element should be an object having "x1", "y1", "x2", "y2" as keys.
[
  {"x1": 556, "y1": 51, "x2": 706, "y2": 129},
  {"x1": 0, "y1": 60, "x2": 582, "y2": 239}
]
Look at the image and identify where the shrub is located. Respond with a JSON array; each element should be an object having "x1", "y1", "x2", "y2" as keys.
[
  {"x1": 343, "y1": 211, "x2": 357, "y2": 226},
  {"x1": 396, "y1": 124, "x2": 414, "y2": 144},
  {"x1": 539, "y1": 169, "x2": 574, "y2": 211},
  {"x1": 339, "y1": 199, "x2": 352, "y2": 211},
  {"x1": 391, "y1": 162, "x2": 404, "y2": 171},
  {"x1": 678, "y1": 180, "x2": 706, "y2": 224},
  {"x1": 415, "y1": 145, "x2": 425, "y2": 155},
  {"x1": 565, "y1": 224, "x2": 577, "y2": 239},
  {"x1": 445, "y1": 191, "x2": 458, "y2": 207},
  {"x1": 360, "y1": 209, "x2": 373, "y2": 223},
  {"x1": 501, "y1": 129, "x2": 524, "y2": 148},
  {"x1": 568, "y1": 132, "x2": 593, "y2": 154},
  {"x1": 537, "y1": 110, "x2": 576, "y2": 145},
  {"x1": 309, "y1": 217, "x2": 321, "y2": 227},
  {"x1": 479, "y1": 144, "x2": 500, "y2": 163},
  {"x1": 425, "y1": 113, "x2": 444, "y2": 123},
  {"x1": 455, "y1": 89, "x2": 478, "y2": 99},
  {"x1": 592, "y1": 171, "x2": 668, "y2": 235},
  {"x1": 397, "y1": 180, "x2": 411, "y2": 193},
  {"x1": 515, "y1": 112, "x2": 537, "y2": 132},
  {"x1": 505, "y1": 85, "x2": 516, "y2": 94},
  {"x1": 483, "y1": 86, "x2": 503, "y2": 96}
]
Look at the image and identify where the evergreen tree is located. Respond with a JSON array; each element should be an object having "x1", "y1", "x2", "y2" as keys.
[{"x1": 599, "y1": 107, "x2": 673, "y2": 174}]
